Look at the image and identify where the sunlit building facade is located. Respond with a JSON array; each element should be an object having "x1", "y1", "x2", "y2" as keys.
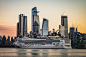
[
  {"x1": 42, "y1": 18, "x2": 48, "y2": 36},
  {"x1": 19, "y1": 14, "x2": 24, "y2": 36},
  {"x1": 32, "y1": 7, "x2": 40, "y2": 35},
  {"x1": 61, "y1": 15, "x2": 68, "y2": 38},
  {"x1": 23, "y1": 16, "x2": 27, "y2": 36},
  {"x1": 17, "y1": 14, "x2": 27, "y2": 37}
]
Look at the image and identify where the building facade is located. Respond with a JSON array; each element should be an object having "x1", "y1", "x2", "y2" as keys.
[
  {"x1": 32, "y1": 7, "x2": 40, "y2": 35},
  {"x1": 17, "y1": 22, "x2": 19, "y2": 37},
  {"x1": 23, "y1": 16, "x2": 27, "y2": 36},
  {"x1": 42, "y1": 18, "x2": 48, "y2": 36},
  {"x1": 59, "y1": 25, "x2": 65, "y2": 37},
  {"x1": 69, "y1": 27, "x2": 75, "y2": 39},
  {"x1": 17, "y1": 14, "x2": 27, "y2": 37},
  {"x1": 59, "y1": 15, "x2": 68, "y2": 38}
]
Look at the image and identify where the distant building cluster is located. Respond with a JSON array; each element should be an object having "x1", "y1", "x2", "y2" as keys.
[
  {"x1": 0, "y1": 35, "x2": 16, "y2": 46},
  {"x1": 0, "y1": 7, "x2": 86, "y2": 48},
  {"x1": 69, "y1": 27, "x2": 86, "y2": 48},
  {"x1": 17, "y1": 7, "x2": 69, "y2": 38}
]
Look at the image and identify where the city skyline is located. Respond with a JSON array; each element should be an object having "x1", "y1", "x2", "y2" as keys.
[{"x1": 0, "y1": 0, "x2": 86, "y2": 38}]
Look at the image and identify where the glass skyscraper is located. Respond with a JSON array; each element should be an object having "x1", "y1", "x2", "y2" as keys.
[
  {"x1": 42, "y1": 18, "x2": 48, "y2": 36},
  {"x1": 32, "y1": 7, "x2": 40, "y2": 35}
]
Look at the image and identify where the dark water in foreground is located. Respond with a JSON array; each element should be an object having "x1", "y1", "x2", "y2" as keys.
[{"x1": 0, "y1": 48, "x2": 86, "y2": 57}]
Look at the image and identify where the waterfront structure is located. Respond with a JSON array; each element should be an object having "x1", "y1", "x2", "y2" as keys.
[
  {"x1": 59, "y1": 15, "x2": 68, "y2": 38},
  {"x1": 17, "y1": 14, "x2": 27, "y2": 37},
  {"x1": 31, "y1": 7, "x2": 40, "y2": 36},
  {"x1": 42, "y1": 18, "x2": 48, "y2": 36}
]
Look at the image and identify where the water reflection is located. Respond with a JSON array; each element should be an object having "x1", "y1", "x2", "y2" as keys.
[
  {"x1": 17, "y1": 53, "x2": 26, "y2": 56},
  {"x1": 31, "y1": 53, "x2": 38, "y2": 55},
  {"x1": 0, "y1": 48, "x2": 86, "y2": 57}
]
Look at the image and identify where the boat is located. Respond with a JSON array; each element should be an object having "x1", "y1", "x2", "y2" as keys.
[{"x1": 13, "y1": 37, "x2": 71, "y2": 49}]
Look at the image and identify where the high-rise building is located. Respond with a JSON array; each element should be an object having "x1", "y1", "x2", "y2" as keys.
[
  {"x1": 42, "y1": 18, "x2": 48, "y2": 36},
  {"x1": 17, "y1": 14, "x2": 27, "y2": 37},
  {"x1": 69, "y1": 27, "x2": 75, "y2": 39},
  {"x1": 11, "y1": 37, "x2": 14, "y2": 41},
  {"x1": 32, "y1": 7, "x2": 40, "y2": 35},
  {"x1": 7, "y1": 36, "x2": 10, "y2": 41},
  {"x1": 2, "y1": 35, "x2": 6, "y2": 42},
  {"x1": 0, "y1": 36, "x2": 2, "y2": 40},
  {"x1": 59, "y1": 15, "x2": 68, "y2": 38},
  {"x1": 19, "y1": 14, "x2": 24, "y2": 36},
  {"x1": 23, "y1": 16, "x2": 27, "y2": 36},
  {"x1": 17, "y1": 22, "x2": 19, "y2": 37}
]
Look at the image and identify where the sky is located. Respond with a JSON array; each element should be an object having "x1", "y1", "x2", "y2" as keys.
[{"x1": 0, "y1": 0, "x2": 86, "y2": 38}]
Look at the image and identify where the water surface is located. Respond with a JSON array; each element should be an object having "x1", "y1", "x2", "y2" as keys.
[{"x1": 0, "y1": 48, "x2": 86, "y2": 57}]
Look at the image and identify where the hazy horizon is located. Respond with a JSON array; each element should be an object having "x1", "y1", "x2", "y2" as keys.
[{"x1": 0, "y1": 0, "x2": 86, "y2": 38}]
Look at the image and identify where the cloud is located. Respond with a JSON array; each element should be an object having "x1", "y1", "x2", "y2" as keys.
[{"x1": 0, "y1": 25, "x2": 16, "y2": 38}]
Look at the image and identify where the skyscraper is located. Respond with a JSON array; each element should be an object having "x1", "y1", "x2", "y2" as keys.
[
  {"x1": 23, "y1": 16, "x2": 27, "y2": 36},
  {"x1": 17, "y1": 22, "x2": 19, "y2": 37},
  {"x1": 69, "y1": 27, "x2": 75, "y2": 39},
  {"x1": 17, "y1": 14, "x2": 27, "y2": 37},
  {"x1": 42, "y1": 18, "x2": 48, "y2": 36},
  {"x1": 19, "y1": 14, "x2": 24, "y2": 36},
  {"x1": 8, "y1": 36, "x2": 10, "y2": 41},
  {"x1": 11, "y1": 37, "x2": 14, "y2": 41},
  {"x1": 32, "y1": 7, "x2": 40, "y2": 35},
  {"x1": 59, "y1": 15, "x2": 68, "y2": 38},
  {"x1": 2, "y1": 35, "x2": 6, "y2": 42}
]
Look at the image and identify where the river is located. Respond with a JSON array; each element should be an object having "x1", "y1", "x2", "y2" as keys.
[{"x1": 0, "y1": 48, "x2": 86, "y2": 57}]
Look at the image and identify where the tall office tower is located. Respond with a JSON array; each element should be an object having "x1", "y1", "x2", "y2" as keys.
[
  {"x1": 23, "y1": 16, "x2": 27, "y2": 36},
  {"x1": 60, "y1": 15, "x2": 68, "y2": 38},
  {"x1": 18, "y1": 14, "x2": 27, "y2": 37},
  {"x1": 17, "y1": 22, "x2": 19, "y2": 37},
  {"x1": 19, "y1": 14, "x2": 24, "y2": 36},
  {"x1": 32, "y1": 7, "x2": 40, "y2": 35},
  {"x1": 69, "y1": 27, "x2": 75, "y2": 39},
  {"x1": 42, "y1": 18, "x2": 48, "y2": 36}
]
